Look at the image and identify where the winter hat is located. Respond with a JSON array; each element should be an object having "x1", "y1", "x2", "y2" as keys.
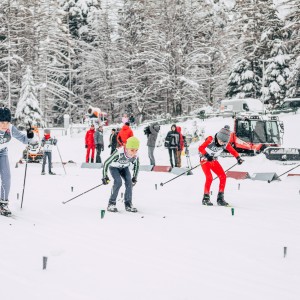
[
  {"x1": 216, "y1": 126, "x2": 231, "y2": 143},
  {"x1": 126, "y1": 137, "x2": 140, "y2": 149},
  {"x1": 44, "y1": 128, "x2": 50, "y2": 134},
  {"x1": 0, "y1": 107, "x2": 11, "y2": 122}
]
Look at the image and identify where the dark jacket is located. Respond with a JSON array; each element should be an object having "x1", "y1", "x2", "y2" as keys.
[
  {"x1": 165, "y1": 130, "x2": 180, "y2": 149},
  {"x1": 109, "y1": 133, "x2": 117, "y2": 149},
  {"x1": 147, "y1": 124, "x2": 160, "y2": 147},
  {"x1": 94, "y1": 129, "x2": 104, "y2": 146}
]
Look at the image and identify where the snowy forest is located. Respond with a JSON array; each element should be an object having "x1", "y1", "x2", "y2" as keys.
[{"x1": 0, "y1": 0, "x2": 300, "y2": 126}]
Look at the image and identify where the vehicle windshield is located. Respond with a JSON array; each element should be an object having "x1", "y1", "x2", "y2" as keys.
[
  {"x1": 236, "y1": 120, "x2": 280, "y2": 144},
  {"x1": 250, "y1": 120, "x2": 280, "y2": 143}
]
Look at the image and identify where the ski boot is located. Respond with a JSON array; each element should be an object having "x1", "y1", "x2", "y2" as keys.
[
  {"x1": 202, "y1": 194, "x2": 213, "y2": 206},
  {"x1": 107, "y1": 203, "x2": 118, "y2": 212},
  {"x1": 0, "y1": 200, "x2": 12, "y2": 217},
  {"x1": 49, "y1": 171, "x2": 56, "y2": 175},
  {"x1": 125, "y1": 202, "x2": 138, "y2": 213},
  {"x1": 217, "y1": 192, "x2": 229, "y2": 206},
  {"x1": 41, "y1": 171, "x2": 45, "y2": 175}
]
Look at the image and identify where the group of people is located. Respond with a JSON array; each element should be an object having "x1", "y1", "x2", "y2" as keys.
[
  {"x1": 0, "y1": 106, "x2": 244, "y2": 217},
  {"x1": 84, "y1": 121, "x2": 134, "y2": 163}
]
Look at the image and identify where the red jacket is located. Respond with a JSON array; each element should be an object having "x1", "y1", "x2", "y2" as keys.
[
  {"x1": 85, "y1": 129, "x2": 95, "y2": 147},
  {"x1": 198, "y1": 135, "x2": 239, "y2": 159},
  {"x1": 176, "y1": 126, "x2": 184, "y2": 151},
  {"x1": 117, "y1": 125, "x2": 133, "y2": 146}
]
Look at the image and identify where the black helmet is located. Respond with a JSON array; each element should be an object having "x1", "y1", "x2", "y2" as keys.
[{"x1": 0, "y1": 107, "x2": 11, "y2": 122}]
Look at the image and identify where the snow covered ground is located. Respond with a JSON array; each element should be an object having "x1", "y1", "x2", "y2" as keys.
[{"x1": 2, "y1": 112, "x2": 300, "y2": 300}]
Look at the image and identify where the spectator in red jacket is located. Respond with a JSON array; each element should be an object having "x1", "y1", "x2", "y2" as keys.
[
  {"x1": 117, "y1": 122, "x2": 133, "y2": 147},
  {"x1": 176, "y1": 126, "x2": 184, "y2": 167},
  {"x1": 85, "y1": 124, "x2": 96, "y2": 163},
  {"x1": 198, "y1": 126, "x2": 244, "y2": 206}
]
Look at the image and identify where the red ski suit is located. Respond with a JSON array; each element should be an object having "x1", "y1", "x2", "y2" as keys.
[
  {"x1": 198, "y1": 136, "x2": 239, "y2": 194},
  {"x1": 85, "y1": 128, "x2": 95, "y2": 162}
]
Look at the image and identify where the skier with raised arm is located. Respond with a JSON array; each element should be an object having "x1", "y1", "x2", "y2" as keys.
[{"x1": 0, "y1": 107, "x2": 34, "y2": 216}]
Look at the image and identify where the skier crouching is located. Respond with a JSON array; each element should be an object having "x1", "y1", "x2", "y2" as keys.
[
  {"x1": 0, "y1": 108, "x2": 34, "y2": 216},
  {"x1": 198, "y1": 126, "x2": 244, "y2": 206},
  {"x1": 102, "y1": 137, "x2": 140, "y2": 213}
]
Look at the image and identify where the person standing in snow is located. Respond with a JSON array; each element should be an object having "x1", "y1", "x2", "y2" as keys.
[
  {"x1": 176, "y1": 126, "x2": 184, "y2": 168},
  {"x1": 102, "y1": 137, "x2": 140, "y2": 213},
  {"x1": 146, "y1": 124, "x2": 160, "y2": 166},
  {"x1": 198, "y1": 126, "x2": 244, "y2": 206},
  {"x1": 165, "y1": 124, "x2": 180, "y2": 168},
  {"x1": 85, "y1": 124, "x2": 96, "y2": 163},
  {"x1": 108, "y1": 128, "x2": 117, "y2": 154},
  {"x1": 41, "y1": 129, "x2": 57, "y2": 175},
  {"x1": 94, "y1": 125, "x2": 104, "y2": 163},
  {"x1": 0, "y1": 107, "x2": 34, "y2": 216},
  {"x1": 117, "y1": 122, "x2": 133, "y2": 147}
]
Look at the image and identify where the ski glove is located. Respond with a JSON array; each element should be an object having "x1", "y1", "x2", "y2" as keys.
[
  {"x1": 26, "y1": 128, "x2": 34, "y2": 139},
  {"x1": 108, "y1": 145, "x2": 111, "y2": 148},
  {"x1": 85, "y1": 145, "x2": 88, "y2": 149},
  {"x1": 132, "y1": 177, "x2": 137, "y2": 186},
  {"x1": 237, "y1": 156, "x2": 244, "y2": 165},
  {"x1": 102, "y1": 176, "x2": 110, "y2": 185},
  {"x1": 204, "y1": 153, "x2": 214, "y2": 161}
]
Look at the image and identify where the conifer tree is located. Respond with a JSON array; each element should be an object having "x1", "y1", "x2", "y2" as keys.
[{"x1": 15, "y1": 66, "x2": 43, "y2": 128}]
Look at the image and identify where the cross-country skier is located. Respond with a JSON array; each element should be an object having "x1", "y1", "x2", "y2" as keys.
[
  {"x1": 198, "y1": 126, "x2": 244, "y2": 206},
  {"x1": 41, "y1": 129, "x2": 57, "y2": 175},
  {"x1": 102, "y1": 136, "x2": 140, "y2": 213},
  {"x1": 0, "y1": 107, "x2": 34, "y2": 216}
]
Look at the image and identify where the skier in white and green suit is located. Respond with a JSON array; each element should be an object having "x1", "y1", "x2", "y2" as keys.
[{"x1": 102, "y1": 137, "x2": 140, "y2": 213}]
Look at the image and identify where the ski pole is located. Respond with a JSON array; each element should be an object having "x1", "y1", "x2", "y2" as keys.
[
  {"x1": 62, "y1": 183, "x2": 103, "y2": 204},
  {"x1": 268, "y1": 163, "x2": 300, "y2": 183},
  {"x1": 160, "y1": 164, "x2": 200, "y2": 187},
  {"x1": 56, "y1": 141, "x2": 67, "y2": 175},
  {"x1": 213, "y1": 162, "x2": 238, "y2": 181},
  {"x1": 20, "y1": 145, "x2": 29, "y2": 209}
]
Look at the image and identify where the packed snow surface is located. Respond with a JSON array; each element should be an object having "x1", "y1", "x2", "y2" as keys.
[{"x1": 2, "y1": 112, "x2": 300, "y2": 300}]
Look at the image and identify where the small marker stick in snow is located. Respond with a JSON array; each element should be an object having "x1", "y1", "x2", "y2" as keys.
[
  {"x1": 238, "y1": 183, "x2": 240, "y2": 190},
  {"x1": 284, "y1": 246, "x2": 287, "y2": 258},
  {"x1": 43, "y1": 256, "x2": 48, "y2": 270},
  {"x1": 17, "y1": 193, "x2": 19, "y2": 200},
  {"x1": 71, "y1": 186, "x2": 73, "y2": 192},
  {"x1": 231, "y1": 208, "x2": 234, "y2": 216},
  {"x1": 155, "y1": 184, "x2": 157, "y2": 190}
]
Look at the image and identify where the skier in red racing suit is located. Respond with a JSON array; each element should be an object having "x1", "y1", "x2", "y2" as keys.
[{"x1": 198, "y1": 126, "x2": 244, "y2": 206}]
